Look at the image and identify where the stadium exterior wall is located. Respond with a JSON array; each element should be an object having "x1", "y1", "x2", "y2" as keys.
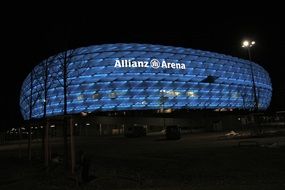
[{"x1": 20, "y1": 43, "x2": 272, "y2": 120}]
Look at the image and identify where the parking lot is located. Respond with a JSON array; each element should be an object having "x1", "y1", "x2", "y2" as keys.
[{"x1": 1, "y1": 131, "x2": 285, "y2": 189}]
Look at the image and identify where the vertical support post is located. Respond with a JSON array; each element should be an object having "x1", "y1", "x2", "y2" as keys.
[
  {"x1": 247, "y1": 47, "x2": 258, "y2": 111},
  {"x1": 28, "y1": 124, "x2": 32, "y2": 160},
  {"x1": 44, "y1": 119, "x2": 49, "y2": 167},
  {"x1": 70, "y1": 117, "x2": 75, "y2": 174}
]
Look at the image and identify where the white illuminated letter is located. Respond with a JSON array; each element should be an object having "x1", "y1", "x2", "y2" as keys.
[
  {"x1": 114, "y1": 60, "x2": 121, "y2": 67},
  {"x1": 161, "y1": 61, "x2": 167, "y2": 68}
]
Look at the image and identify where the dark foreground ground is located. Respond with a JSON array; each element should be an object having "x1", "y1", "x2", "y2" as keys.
[{"x1": 1, "y1": 131, "x2": 285, "y2": 190}]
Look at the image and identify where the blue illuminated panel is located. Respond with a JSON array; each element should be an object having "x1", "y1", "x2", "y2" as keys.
[{"x1": 20, "y1": 44, "x2": 272, "y2": 119}]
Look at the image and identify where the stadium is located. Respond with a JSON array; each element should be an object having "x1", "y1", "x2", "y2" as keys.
[{"x1": 19, "y1": 43, "x2": 272, "y2": 134}]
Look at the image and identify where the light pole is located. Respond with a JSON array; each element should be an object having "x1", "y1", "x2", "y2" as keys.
[
  {"x1": 242, "y1": 40, "x2": 258, "y2": 111},
  {"x1": 159, "y1": 90, "x2": 167, "y2": 129}
]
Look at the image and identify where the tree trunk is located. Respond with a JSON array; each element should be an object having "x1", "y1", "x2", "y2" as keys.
[
  {"x1": 28, "y1": 71, "x2": 33, "y2": 161},
  {"x1": 28, "y1": 124, "x2": 32, "y2": 160},
  {"x1": 70, "y1": 117, "x2": 75, "y2": 174},
  {"x1": 44, "y1": 119, "x2": 49, "y2": 167},
  {"x1": 18, "y1": 128, "x2": 22, "y2": 159},
  {"x1": 63, "y1": 117, "x2": 68, "y2": 169},
  {"x1": 63, "y1": 52, "x2": 68, "y2": 169}
]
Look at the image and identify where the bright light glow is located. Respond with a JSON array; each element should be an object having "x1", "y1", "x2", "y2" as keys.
[
  {"x1": 242, "y1": 40, "x2": 249, "y2": 47},
  {"x1": 242, "y1": 40, "x2": 255, "y2": 48},
  {"x1": 164, "y1": 108, "x2": 172, "y2": 113},
  {"x1": 187, "y1": 91, "x2": 196, "y2": 97},
  {"x1": 81, "y1": 112, "x2": 87, "y2": 116},
  {"x1": 77, "y1": 95, "x2": 84, "y2": 100},
  {"x1": 164, "y1": 90, "x2": 181, "y2": 96}
]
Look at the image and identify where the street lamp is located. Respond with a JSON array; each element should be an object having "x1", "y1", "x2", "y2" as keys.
[
  {"x1": 242, "y1": 40, "x2": 258, "y2": 111},
  {"x1": 242, "y1": 40, "x2": 255, "y2": 60}
]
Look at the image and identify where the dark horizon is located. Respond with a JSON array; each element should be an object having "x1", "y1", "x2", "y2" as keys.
[{"x1": 2, "y1": 11, "x2": 285, "y2": 130}]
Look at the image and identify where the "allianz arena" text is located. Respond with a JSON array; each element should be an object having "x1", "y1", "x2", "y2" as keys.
[{"x1": 114, "y1": 59, "x2": 186, "y2": 70}]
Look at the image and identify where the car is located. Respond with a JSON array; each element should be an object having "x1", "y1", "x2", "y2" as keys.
[
  {"x1": 124, "y1": 125, "x2": 147, "y2": 137},
  {"x1": 165, "y1": 125, "x2": 181, "y2": 140}
]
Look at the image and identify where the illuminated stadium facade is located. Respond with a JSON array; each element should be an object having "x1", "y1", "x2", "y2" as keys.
[{"x1": 20, "y1": 43, "x2": 272, "y2": 120}]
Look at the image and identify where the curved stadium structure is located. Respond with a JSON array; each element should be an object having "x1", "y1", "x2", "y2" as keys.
[{"x1": 20, "y1": 43, "x2": 272, "y2": 120}]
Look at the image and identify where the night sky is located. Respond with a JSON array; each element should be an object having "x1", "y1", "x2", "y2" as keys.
[{"x1": 1, "y1": 5, "x2": 285, "y2": 129}]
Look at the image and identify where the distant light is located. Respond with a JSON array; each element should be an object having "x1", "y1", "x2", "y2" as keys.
[
  {"x1": 214, "y1": 108, "x2": 228, "y2": 112},
  {"x1": 77, "y1": 95, "x2": 84, "y2": 100},
  {"x1": 75, "y1": 123, "x2": 78, "y2": 126},
  {"x1": 86, "y1": 123, "x2": 90, "y2": 126},
  {"x1": 164, "y1": 109, "x2": 172, "y2": 113},
  {"x1": 242, "y1": 40, "x2": 249, "y2": 47},
  {"x1": 242, "y1": 40, "x2": 255, "y2": 48},
  {"x1": 50, "y1": 125, "x2": 55, "y2": 128},
  {"x1": 81, "y1": 112, "x2": 87, "y2": 116},
  {"x1": 187, "y1": 91, "x2": 196, "y2": 97}
]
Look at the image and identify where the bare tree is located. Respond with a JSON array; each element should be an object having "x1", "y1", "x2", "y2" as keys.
[
  {"x1": 50, "y1": 49, "x2": 90, "y2": 172},
  {"x1": 237, "y1": 85, "x2": 247, "y2": 110},
  {"x1": 20, "y1": 69, "x2": 42, "y2": 160},
  {"x1": 33, "y1": 57, "x2": 55, "y2": 167},
  {"x1": 22, "y1": 47, "x2": 90, "y2": 170},
  {"x1": 236, "y1": 85, "x2": 252, "y2": 110}
]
